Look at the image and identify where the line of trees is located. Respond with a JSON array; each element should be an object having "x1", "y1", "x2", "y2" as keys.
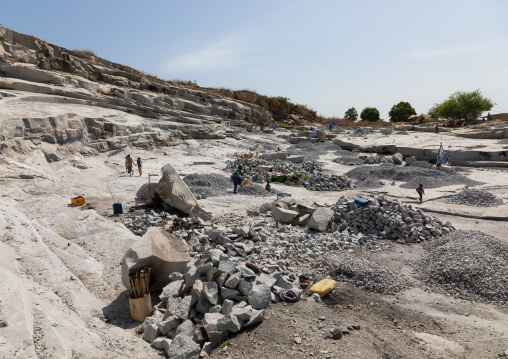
[{"x1": 343, "y1": 90, "x2": 494, "y2": 123}]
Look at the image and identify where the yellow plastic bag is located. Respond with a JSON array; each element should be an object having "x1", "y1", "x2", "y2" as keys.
[{"x1": 241, "y1": 179, "x2": 250, "y2": 185}]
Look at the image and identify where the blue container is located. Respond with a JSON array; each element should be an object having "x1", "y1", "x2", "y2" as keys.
[
  {"x1": 354, "y1": 197, "x2": 369, "y2": 207},
  {"x1": 113, "y1": 203, "x2": 123, "y2": 215}
]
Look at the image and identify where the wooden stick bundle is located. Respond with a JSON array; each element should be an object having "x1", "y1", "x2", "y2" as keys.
[{"x1": 129, "y1": 267, "x2": 151, "y2": 298}]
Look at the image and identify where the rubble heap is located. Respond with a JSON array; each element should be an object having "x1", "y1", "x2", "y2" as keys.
[
  {"x1": 183, "y1": 173, "x2": 272, "y2": 198},
  {"x1": 351, "y1": 128, "x2": 373, "y2": 137},
  {"x1": 138, "y1": 249, "x2": 301, "y2": 357},
  {"x1": 416, "y1": 230, "x2": 508, "y2": 303},
  {"x1": 331, "y1": 196, "x2": 455, "y2": 243},
  {"x1": 123, "y1": 210, "x2": 174, "y2": 236},
  {"x1": 444, "y1": 188, "x2": 504, "y2": 207},
  {"x1": 315, "y1": 256, "x2": 412, "y2": 294},
  {"x1": 303, "y1": 173, "x2": 351, "y2": 191},
  {"x1": 225, "y1": 158, "x2": 350, "y2": 191}
]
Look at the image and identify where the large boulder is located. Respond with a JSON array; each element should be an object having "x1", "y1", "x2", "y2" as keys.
[
  {"x1": 271, "y1": 206, "x2": 299, "y2": 224},
  {"x1": 308, "y1": 207, "x2": 334, "y2": 232},
  {"x1": 122, "y1": 227, "x2": 191, "y2": 291},
  {"x1": 392, "y1": 152, "x2": 403, "y2": 165},
  {"x1": 155, "y1": 164, "x2": 212, "y2": 221}
]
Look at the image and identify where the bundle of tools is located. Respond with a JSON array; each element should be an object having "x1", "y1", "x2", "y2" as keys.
[{"x1": 129, "y1": 267, "x2": 151, "y2": 298}]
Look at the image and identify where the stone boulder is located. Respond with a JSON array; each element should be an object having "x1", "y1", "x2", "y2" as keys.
[
  {"x1": 317, "y1": 130, "x2": 326, "y2": 142},
  {"x1": 272, "y1": 206, "x2": 299, "y2": 225},
  {"x1": 392, "y1": 152, "x2": 403, "y2": 165},
  {"x1": 308, "y1": 207, "x2": 334, "y2": 232},
  {"x1": 122, "y1": 227, "x2": 191, "y2": 291},
  {"x1": 166, "y1": 334, "x2": 200, "y2": 359},
  {"x1": 155, "y1": 164, "x2": 212, "y2": 221}
]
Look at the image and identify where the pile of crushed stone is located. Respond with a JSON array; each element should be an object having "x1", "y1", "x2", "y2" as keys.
[
  {"x1": 183, "y1": 173, "x2": 272, "y2": 198},
  {"x1": 444, "y1": 188, "x2": 504, "y2": 207},
  {"x1": 345, "y1": 163, "x2": 482, "y2": 189},
  {"x1": 314, "y1": 256, "x2": 412, "y2": 294},
  {"x1": 415, "y1": 230, "x2": 508, "y2": 303}
]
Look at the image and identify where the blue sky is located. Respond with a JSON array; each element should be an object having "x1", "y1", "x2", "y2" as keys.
[{"x1": 2, "y1": 0, "x2": 507, "y2": 118}]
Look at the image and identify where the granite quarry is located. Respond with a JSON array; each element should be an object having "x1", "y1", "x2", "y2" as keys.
[{"x1": 1, "y1": 25, "x2": 508, "y2": 359}]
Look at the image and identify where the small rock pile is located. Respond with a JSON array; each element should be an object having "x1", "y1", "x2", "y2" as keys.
[
  {"x1": 380, "y1": 129, "x2": 393, "y2": 135},
  {"x1": 331, "y1": 196, "x2": 455, "y2": 243},
  {"x1": 139, "y1": 251, "x2": 301, "y2": 357},
  {"x1": 351, "y1": 128, "x2": 373, "y2": 137},
  {"x1": 444, "y1": 188, "x2": 504, "y2": 207},
  {"x1": 315, "y1": 256, "x2": 412, "y2": 294},
  {"x1": 303, "y1": 173, "x2": 351, "y2": 191},
  {"x1": 123, "y1": 210, "x2": 174, "y2": 236},
  {"x1": 183, "y1": 173, "x2": 271, "y2": 198},
  {"x1": 416, "y1": 230, "x2": 508, "y2": 303}
]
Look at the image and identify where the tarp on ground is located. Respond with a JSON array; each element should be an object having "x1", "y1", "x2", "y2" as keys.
[{"x1": 309, "y1": 130, "x2": 318, "y2": 137}]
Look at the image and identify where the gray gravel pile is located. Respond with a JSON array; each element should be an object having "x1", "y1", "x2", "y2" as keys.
[
  {"x1": 225, "y1": 158, "x2": 322, "y2": 184},
  {"x1": 380, "y1": 129, "x2": 393, "y2": 135},
  {"x1": 315, "y1": 256, "x2": 412, "y2": 294},
  {"x1": 444, "y1": 188, "x2": 504, "y2": 207},
  {"x1": 303, "y1": 173, "x2": 351, "y2": 191},
  {"x1": 351, "y1": 128, "x2": 373, "y2": 137},
  {"x1": 183, "y1": 173, "x2": 271, "y2": 198},
  {"x1": 332, "y1": 195, "x2": 455, "y2": 243},
  {"x1": 345, "y1": 163, "x2": 482, "y2": 189},
  {"x1": 416, "y1": 230, "x2": 508, "y2": 303},
  {"x1": 395, "y1": 130, "x2": 409, "y2": 135},
  {"x1": 123, "y1": 210, "x2": 176, "y2": 236}
]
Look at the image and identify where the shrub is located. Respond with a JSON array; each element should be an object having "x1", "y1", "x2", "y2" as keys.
[
  {"x1": 360, "y1": 107, "x2": 380, "y2": 122},
  {"x1": 344, "y1": 107, "x2": 358, "y2": 121},
  {"x1": 428, "y1": 89, "x2": 494, "y2": 120},
  {"x1": 388, "y1": 101, "x2": 416, "y2": 122}
]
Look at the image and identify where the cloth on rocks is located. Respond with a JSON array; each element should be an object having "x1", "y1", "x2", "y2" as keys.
[{"x1": 280, "y1": 289, "x2": 301, "y2": 302}]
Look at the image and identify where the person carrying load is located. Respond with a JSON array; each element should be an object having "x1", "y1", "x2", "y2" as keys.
[{"x1": 231, "y1": 172, "x2": 243, "y2": 194}]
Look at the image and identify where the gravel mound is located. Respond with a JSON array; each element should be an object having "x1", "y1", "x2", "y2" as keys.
[
  {"x1": 351, "y1": 128, "x2": 373, "y2": 137},
  {"x1": 315, "y1": 257, "x2": 412, "y2": 294},
  {"x1": 444, "y1": 188, "x2": 504, "y2": 207},
  {"x1": 415, "y1": 230, "x2": 508, "y2": 303},
  {"x1": 345, "y1": 163, "x2": 482, "y2": 189},
  {"x1": 380, "y1": 129, "x2": 393, "y2": 135},
  {"x1": 183, "y1": 173, "x2": 271, "y2": 197}
]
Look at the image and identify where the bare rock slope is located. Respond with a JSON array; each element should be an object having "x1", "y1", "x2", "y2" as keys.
[{"x1": 0, "y1": 24, "x2": 273, "y2": 153}]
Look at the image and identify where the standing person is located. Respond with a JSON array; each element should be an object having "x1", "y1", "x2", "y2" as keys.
[
  {"x1": 487, "y1": 112, "x2": 492, "y2": 121},
  {"x1": 435, "y1": 123, "x2": 439, "y2": 133},
  {"x1": 125, "y1": 154, "x2": 130, "y2": 173},
  {"x1": 136, "y1": 157, "x2": 142, "y2": 176},
  {"x1": 416, "y1": 184, "x2": 425, "y2": 203},
  {"x1": 231, "y1": 172, "x2": 243, "y2": 194},
  {"x1": 265, "y1": 178, "x2": 271, "y2": 192},
  {"x1": 127, "y1": 155, "x2": 134, "y2": 176}
]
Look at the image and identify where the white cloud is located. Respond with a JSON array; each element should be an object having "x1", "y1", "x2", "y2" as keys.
[{"x1": 167, "y1": 37, "x2": 253, "y2": 74}]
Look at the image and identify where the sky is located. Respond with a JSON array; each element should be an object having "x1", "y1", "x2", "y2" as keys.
[{"x1": 2, "y1": 0, "x2": 508, "y2": 119}]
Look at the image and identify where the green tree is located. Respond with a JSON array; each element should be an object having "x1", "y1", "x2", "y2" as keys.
[
  {"x1": 360, "y1": 107, "x2": 380, "y2": 122},
  {"x1": 388, "y1": 101, "x2": 416, "y2": 123},
  {"x1": 429, "y1": 89, "x2": 494, "y2": 120},
  {"x1": 344, "y1": 107, "x2": 358, "y2": 121}
]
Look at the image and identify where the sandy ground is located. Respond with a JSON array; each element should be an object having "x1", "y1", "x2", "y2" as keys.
[{"x1": 0, "y1": 127, "x2": 507, "y2": 358}]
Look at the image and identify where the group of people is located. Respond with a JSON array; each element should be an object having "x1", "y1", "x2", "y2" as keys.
[
  {"x1": 125, "y1": 154, "x2": 142, "y2": 176},
  {"x1": 231, "y1": 165, "x2": 273, "y2": 194}
]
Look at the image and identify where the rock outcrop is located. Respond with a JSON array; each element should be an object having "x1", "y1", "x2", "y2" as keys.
[{"x1": 0, "y1": 24, "x2": 274, "y2": 154}]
